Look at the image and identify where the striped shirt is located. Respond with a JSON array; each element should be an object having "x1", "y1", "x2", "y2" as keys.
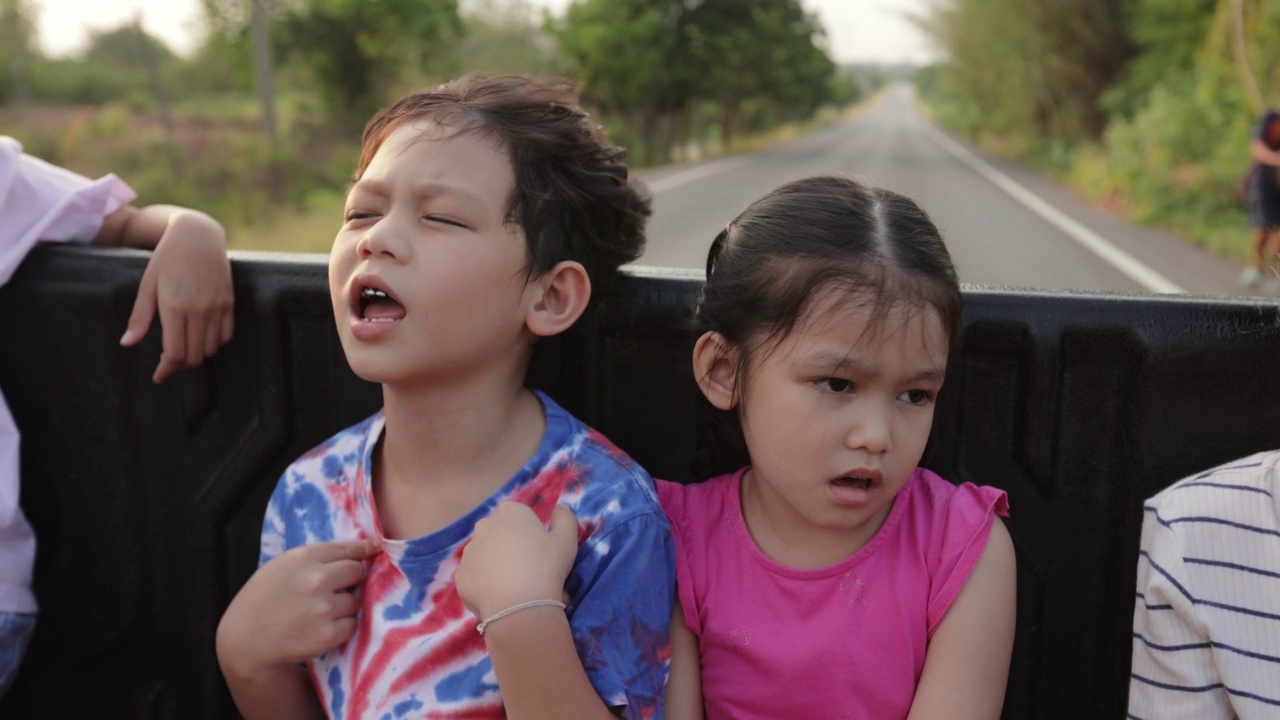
[{"x1": 1129, "y1": 450, "x2": 1280, "y2": 719}]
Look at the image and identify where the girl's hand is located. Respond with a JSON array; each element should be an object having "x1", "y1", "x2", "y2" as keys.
[
  {"x1": 216, "y1": 539, "x2": 380, "y2": 679},
  {"x1": 118, "y1": 208, "x2": 235, "y2": 383},
  {"x1": 456, "y1": 502, "x2": 579, "y2": 622}
]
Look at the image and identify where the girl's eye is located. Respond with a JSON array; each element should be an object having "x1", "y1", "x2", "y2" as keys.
[
  {"x1": 900, "y1": 389, "x2": 934, "y2": 405},
  {"x1": 817, "y1": 378, "x2": 852, "y2": 393},
  {"x1": 344, "y1": 210, "x2": 376, "y2": 223}
]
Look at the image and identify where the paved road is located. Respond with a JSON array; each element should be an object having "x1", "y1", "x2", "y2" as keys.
[{"x1": 637, "y1": 84, "x2": 1254, "y2": 299}]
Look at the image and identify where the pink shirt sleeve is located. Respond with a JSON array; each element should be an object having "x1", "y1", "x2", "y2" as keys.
[
  {"x1": 0, "y1": 136, "x2": 137, "y2": 286},
  {"x1": 921, "y1": 477, "x2": 1010, "y2": 635},
  {"x1": 655, "y1": 478, "x2": 704, "y2": 635}
]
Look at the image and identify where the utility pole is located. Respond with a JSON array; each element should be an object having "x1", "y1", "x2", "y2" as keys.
[
  {"x1": 251, "y1": 0, "x2": 282, "y2": 197},
  {"x1": 251, "y1": 0, "x2": 277, "y2": 141},
  {"x1": 136, "y1": 12, "x2": 182, "y2": 175}
]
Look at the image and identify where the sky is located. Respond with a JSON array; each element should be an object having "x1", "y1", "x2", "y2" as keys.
[{"x1": 33, "y1": 0, "x2": 941, "y2": 65}]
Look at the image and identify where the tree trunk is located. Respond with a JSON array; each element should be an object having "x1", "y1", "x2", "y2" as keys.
[{"x1": 1231, "y1": 0, "x2": 1266, "y2": 112}]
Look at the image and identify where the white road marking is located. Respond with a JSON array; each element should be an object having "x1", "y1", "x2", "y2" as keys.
[
  {"x1": 645, "y1": 156, "x2": 755, "y2": 193},
  {"x1": 920, "y1": 121, "x2": 1186, "y2": 294}
]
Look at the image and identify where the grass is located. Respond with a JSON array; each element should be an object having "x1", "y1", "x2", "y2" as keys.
[{"x1": 227, "y1": 190, "x2": 346, "y2": 254}]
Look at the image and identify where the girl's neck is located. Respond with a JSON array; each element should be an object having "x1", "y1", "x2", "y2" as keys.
[{"x1": 739, "y1": 469, "x2": 892, "y2": 570}]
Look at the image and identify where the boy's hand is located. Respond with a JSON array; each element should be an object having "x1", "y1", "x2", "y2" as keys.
[
  {"x1": 119, "y1": 209, "x2": 234, "y2": 383},
  {"x1": 216, "y1": 540, "x2": 380, "y2": 679},
  {"x1": 456, "y1": 502, "x2": 579, "y2": 622}
]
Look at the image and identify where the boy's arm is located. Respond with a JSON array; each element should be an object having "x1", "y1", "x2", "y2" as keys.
[
  {"x1": 218, "y1": 664, "x2": 322, "y2": 720},
  {"x1": 216, "y1": 540, "x2": 380, "y2": 720},
  {"x1": 94, "y1": 204, "x2": 234, "y2": 383},
  {"x1": 906, "y1": 518, "x2": 1016, "y2": 720},
  {"x1": 458, "y1": 503, "x2": 622, "y2": 719},
  {"x1": 664, "y1": 604, "x2": 705, "y2": 720},
  {"x1": 482, "y1": 608, "x2": 627, "y2": 718}
]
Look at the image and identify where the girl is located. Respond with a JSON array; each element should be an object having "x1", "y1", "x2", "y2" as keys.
[{"x1": 659, "y1": 175, "x2": 1015, "y2": 719}]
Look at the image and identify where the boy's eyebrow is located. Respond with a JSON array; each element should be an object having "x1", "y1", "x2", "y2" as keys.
[
  {"x1": 347, "y1": 179, "x2": 488, "y2": 212},
  {"x1": 802, "y1": 350, "x2": 945, "y2": 383},
  {"x1": 410, "y1": 181, "x2": 488, "y2": 212}
]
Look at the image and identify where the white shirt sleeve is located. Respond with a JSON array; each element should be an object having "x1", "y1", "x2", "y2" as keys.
[
  {"x1": 1129, "y1": 505, "x2": 1233, "y2": 720},
  {"x1": 0, "y1": 136, "x2": 137, "y2": 286}
]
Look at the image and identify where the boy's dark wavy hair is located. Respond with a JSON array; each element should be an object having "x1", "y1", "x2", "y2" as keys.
[
  {"x1": 692, "y1": 175, "x2": 962, "y2": 478},
  {"x1": 356, "y1": 73, "x2": 651, "y2": 293},
  {"x1": 356, "y1": 74, "x2": 651, "y2": 390}
]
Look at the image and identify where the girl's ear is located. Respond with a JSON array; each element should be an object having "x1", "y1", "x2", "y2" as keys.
[
  {"x1": 525, "y1": 260, "x2": 591, "y2": 338},
  {"x1": 692, "y1": 331, "x2": 739, "y2": 410}
]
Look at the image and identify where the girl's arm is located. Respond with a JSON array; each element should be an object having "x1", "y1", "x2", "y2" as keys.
[
  {"x1": 907, "y1": 518, "x2": 1017, "y2": 720},
  {"x1": 664, "y1": 604, "x2": 704, "y2": 720},
  {"x1": 93, "y1": 203, "x2": 234, "y2": 383}
]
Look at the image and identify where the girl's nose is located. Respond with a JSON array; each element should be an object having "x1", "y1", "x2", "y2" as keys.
[{"x1": 846, "y1": 400, "x2": 892, "y2": 454}]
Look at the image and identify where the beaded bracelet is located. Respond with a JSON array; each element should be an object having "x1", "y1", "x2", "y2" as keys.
[{"x1": 476, "y1": 599, "x2": 567, "y2": 636}]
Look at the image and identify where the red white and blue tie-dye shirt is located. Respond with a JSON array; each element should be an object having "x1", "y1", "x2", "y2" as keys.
[{"x1": 260, "y1": 390, "x2": 675, "y2": 719}]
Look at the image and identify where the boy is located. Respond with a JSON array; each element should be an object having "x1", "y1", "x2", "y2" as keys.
[
  {"x1": 215, "y1": 75, "x2": 675, "y2": 719},
  {"x1": 1, "y1": 136, "x2": 235, "y2": 696}
]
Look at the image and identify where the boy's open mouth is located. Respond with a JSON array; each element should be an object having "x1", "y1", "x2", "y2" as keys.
[{"x1": 358, "y1": 286, "x2": 406, "y2": 322}]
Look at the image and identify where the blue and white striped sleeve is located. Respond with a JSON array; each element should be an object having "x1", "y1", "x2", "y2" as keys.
[{"x1": 1128, "y1": 503, "x2": 1231, "y2": 720}]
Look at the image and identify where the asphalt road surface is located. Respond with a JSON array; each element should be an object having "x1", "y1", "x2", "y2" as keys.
[{"x1": 637, "y1": 84, "x2": 1255, "y2": 299}]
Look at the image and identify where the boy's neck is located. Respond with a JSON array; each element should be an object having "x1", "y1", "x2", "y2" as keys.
[{"x1": 373, "y1": 375, "x2": 547, "y2": 539}]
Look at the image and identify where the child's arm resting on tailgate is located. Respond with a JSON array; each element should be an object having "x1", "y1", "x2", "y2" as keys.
[{"x1": 94, "y1": 203, "x2": 234, "y2": 383}]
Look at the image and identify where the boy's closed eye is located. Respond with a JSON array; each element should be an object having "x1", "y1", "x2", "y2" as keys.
[
  {"x1": 424, "y1": 214, "x2": 468, "y2": 229},
  {"x1": 344, "y1": 210, "x2": 378, "y2": 223}
]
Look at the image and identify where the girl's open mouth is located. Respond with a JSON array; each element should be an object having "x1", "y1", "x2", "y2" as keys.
[{"x1": 833, "y1": 476, "x2": 873, "y2": 491}]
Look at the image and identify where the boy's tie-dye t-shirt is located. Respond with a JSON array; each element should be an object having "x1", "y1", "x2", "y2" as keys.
[{"x1": 260, "y1": 390, "x2": 675, "y2": 719}]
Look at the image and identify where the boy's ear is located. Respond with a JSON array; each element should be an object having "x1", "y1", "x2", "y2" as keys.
[
  {"x1": 525, "y1": 260, "x2": 591, "y2": 338},
  {"x1": 692, "y1": 331, "x2": 738, "y2": 410}
]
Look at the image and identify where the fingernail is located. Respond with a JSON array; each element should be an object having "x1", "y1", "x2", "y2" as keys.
[{"x1": 120, "y1": 329, "x2": 137, "y2": 345}]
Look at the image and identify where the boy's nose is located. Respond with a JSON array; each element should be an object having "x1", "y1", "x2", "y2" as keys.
[{"x1": 356, "y1": 223, "x2": 401, "y2": 260}]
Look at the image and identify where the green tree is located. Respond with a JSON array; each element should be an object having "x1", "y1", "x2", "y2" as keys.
[
  {"x1": 555, "y1": 0, "x2": 835, "y2": 163},
  {"x1": 922, "y1": 0, "x2": 1134, "y2": 142},
  {"x1": 1103, "y1": 0, "x2": 1217, "y2": 116},
  {"x1": 685, "y1": 0, "x2": 835, "y2": 143},
  {"x1": 203, "y1": 0, "x2": 462, "y2": 128},
  {"x1": 450, "y1": 0, "x2": 565, "y2": 77},
  {"x1": 277, "y1": 0, "x2": 462, "y2": 126},
  {"x1": 554, "y1": 0, "x2": 683, "y2": 163},
  {"x1": 0, "y1": 0, "x2": 36, "y2": 104}
]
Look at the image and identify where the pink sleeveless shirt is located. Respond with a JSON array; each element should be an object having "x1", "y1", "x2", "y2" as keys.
[{"x1": 657, "y1": 468, "x2": 1008, "y2": 720}]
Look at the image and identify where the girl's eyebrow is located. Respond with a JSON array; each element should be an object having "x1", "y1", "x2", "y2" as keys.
[{"x1": 802, "y1": 350, "x2": 945, "y2": 384}]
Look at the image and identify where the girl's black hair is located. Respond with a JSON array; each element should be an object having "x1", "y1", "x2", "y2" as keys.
[{"x1": 691, "y1": 175, "x2": 962, "y2": 479}]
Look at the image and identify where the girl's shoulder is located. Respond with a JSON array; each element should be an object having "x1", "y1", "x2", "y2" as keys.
[
  {"x1": 906, "y1": 468, "x2": 1009, "y2": 520},
  {"x1": 655, "y1": 470, "x2": 743, "y2": 523}
]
